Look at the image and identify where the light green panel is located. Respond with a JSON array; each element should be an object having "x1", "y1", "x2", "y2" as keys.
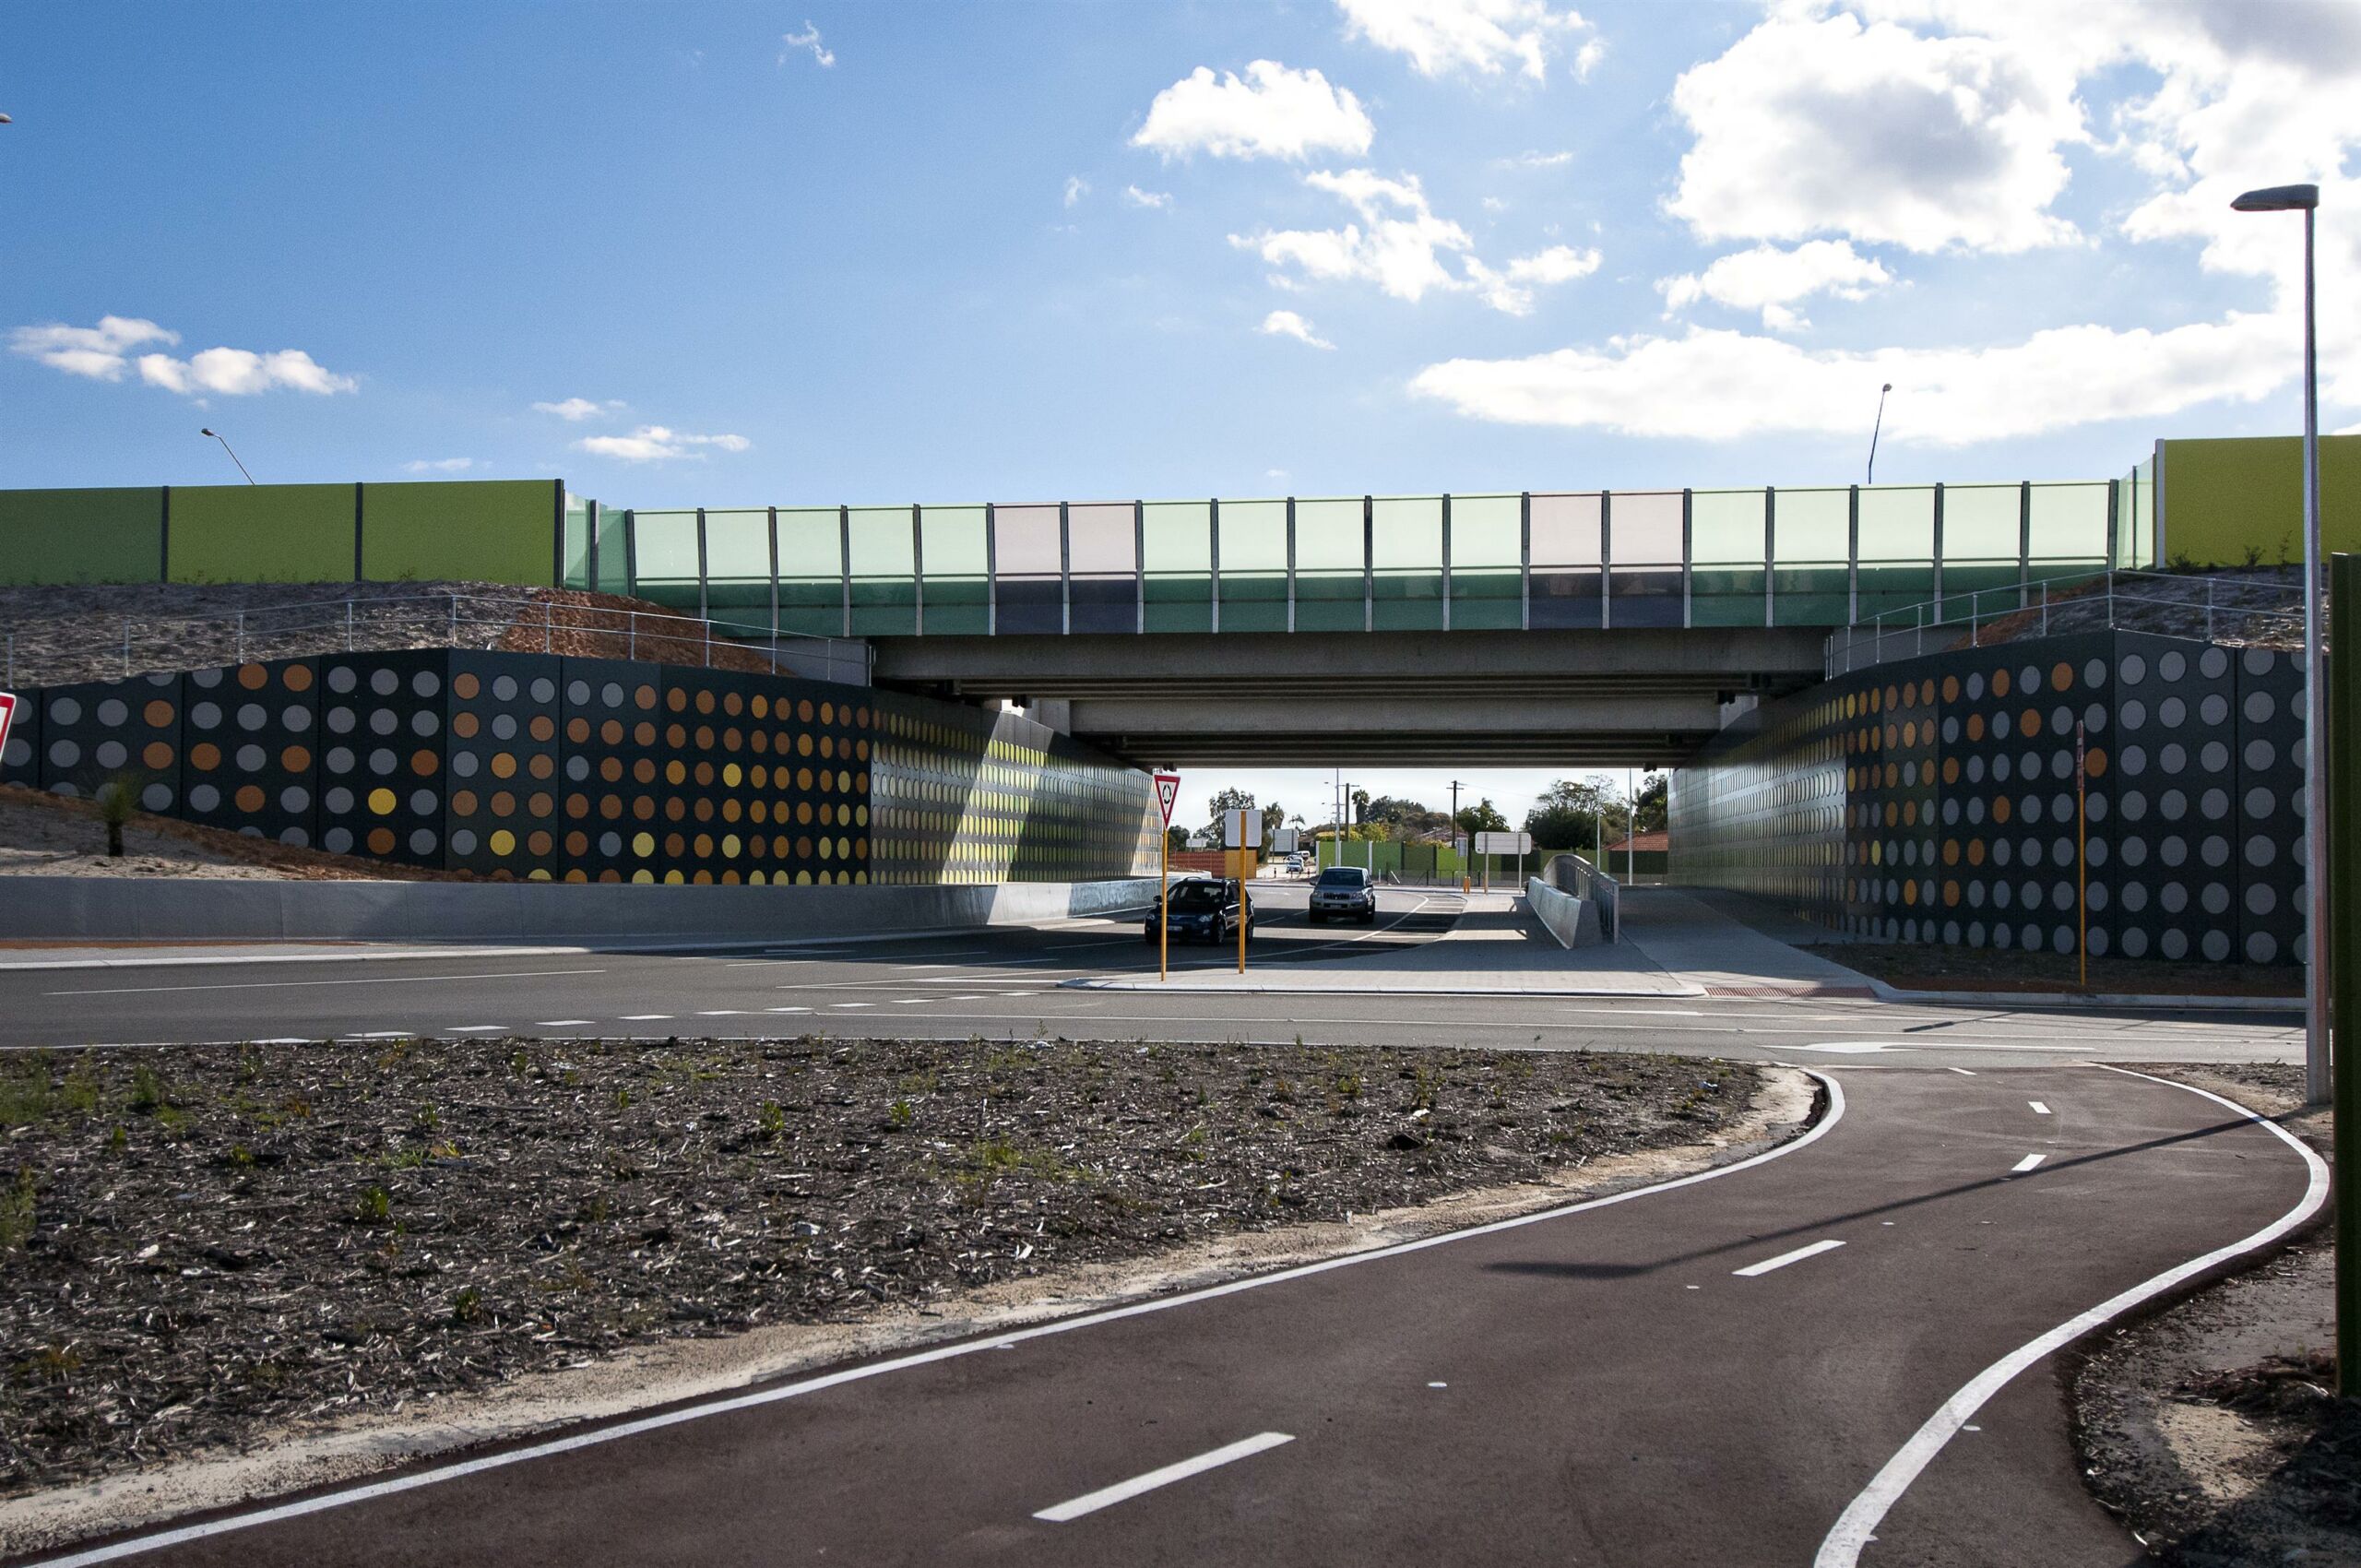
[
  {"x1": 2163, "y1": 434, "x2": 2361, "y2": 566},
  {"x1": 0, "y1": 487, "x2": 163, "y2": 586},
  {"x1": 171, "y1": 483, "x2": 353, "y2": 583},
  {"x1": 357, "y1": 480, "x2": 555, "y2": 586}
]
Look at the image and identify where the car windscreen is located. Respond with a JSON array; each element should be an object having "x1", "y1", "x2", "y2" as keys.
[
  {"x1": 1314, "y1": 870, "x2": 1365, "y2": 887},
  {"x1": 1168, "y1": 883, "x2": 1227, "y2": 908}
]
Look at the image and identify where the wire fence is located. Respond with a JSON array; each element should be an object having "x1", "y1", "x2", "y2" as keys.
[
  {"x1": 1823, "y1": 567, "x2": 2310, "y2": 676},
  {"x1": 2, "y1": 592, "x2": 845, "y2": 690}
]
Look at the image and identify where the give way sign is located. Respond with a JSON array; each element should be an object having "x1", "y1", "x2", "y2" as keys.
[
  {"x1": 1153, "y1": 772, "x2": 1181, "y2": 827},
  {"x1": 0, "y1": 692, "x2": 16, "y2": 764}
]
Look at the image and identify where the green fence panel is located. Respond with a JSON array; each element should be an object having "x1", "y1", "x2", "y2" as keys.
[
  {"x1": 0, "y1": 487, "x2": 164, "y2": 586},
  {"x1": 169, "y1": 483, "x2": 354, "y2": 583},
  {"x1": 359, "y1": 481, "x2": 556, "y2": 586}
]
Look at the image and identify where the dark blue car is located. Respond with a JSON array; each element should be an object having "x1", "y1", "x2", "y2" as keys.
[{"x1": 1145, "y1": 877, "x2": 1254, "y2": 944}]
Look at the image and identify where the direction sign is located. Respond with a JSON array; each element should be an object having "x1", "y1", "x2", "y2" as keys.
[
  {"x1": 1475, "y1": 830, "x2": 1533, "y2": 854},
  {"x1": 1154, "y1": 772, "x2": 1181, "y2": 827},
  {"x1": 1221, "y1": 808, "x2": 1263, "y2": 849},
  {"x1": 0, "y1": 693, "x2": 16, "y2": 764}
]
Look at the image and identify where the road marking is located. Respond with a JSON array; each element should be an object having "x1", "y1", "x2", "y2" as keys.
[
  {"x1": 442, "y1": 1027, "x2": 508, "y2": 1035},
  {"x1": 892, "y1": 998, "x2": 929, "y2": 1005},
  {"x1": 1733, "y1": 1239, "x2": 1846, "y2": 1277},
  {"x1": 344, "y1": 1031, "x2": 411, "y2": 1039},
  {"x1": 696, "y1": 1010, "x2": 751, "y2": 1016},
  {"x1": 1427, "y1": 1381, "x2": 1448, "y2": 1388},
  {"x1": 1792, "y1": 1042, "x2": 1900, "y2": 1054},
  {"x1": 249, "y1": 1037, "x2": 309, "y2": 1045},
  {"x1": 2011, "y1": 1154, "x2": 2046, "y2": 1173},
  {"x1": 47, "y1": 968, "x2": 604, "y2": 997},
  {"x1": 1032, "y1": 1432, "x2": 1295, "y2": 1523},
  {"x1": 1814, "y1": 1066, "x2": 2331, "y2": 1568},
  {"x1": 765, "y1": 1006, "x2": 812, "y2": 1014},
  {"x1": 833, "y1": 1002, "x2": 875, "y2": 1009},
  {"x1": 18, "y1": 1075, "x2": 1845, "y2": 1567},
  {"x1": 2029, "y1": 1100, "x2": 2052, "y2": 1115},
  {"x1": 1946, "y1": 1067, "x2": 1977, "y2": 1076},
  {"x1": 618, "y1": 1015, "x2": 671, "y2": 1021},
  {"x1": 535, "y1": 1020, "x2": 594, "y2": 1027}
]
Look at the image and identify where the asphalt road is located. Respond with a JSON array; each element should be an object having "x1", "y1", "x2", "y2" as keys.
[
  {"x1": 19, "y1": 1062, "x2": 2323, "y2": 1568},
  {"x1": 0, "y1": 885, "x2": 2307, "y2": 1073}
]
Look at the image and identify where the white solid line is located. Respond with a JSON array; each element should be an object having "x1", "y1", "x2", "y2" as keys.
[
  {"x1": 1032, "y1": 1431, "x2": 1295, "y2": 1524},
  {"x1": 18, "y1": 1075, "x2": 1846, "y2": 1567},
  {"x1": 2011, "y1": 1154, "x2": 2046, "y2": 1173},
  {"x1": 1732, "y1": 1239, "x2": 1845, "y2": 1277},
  {"x1": 1813, "y1": 1065, "x2": 2330, "y2": 1568},
  {"x1": 617, "y1": 1015, "x2": 671, "y2": 1021},
  {"x1": 536, "y1": 1020, "x2": 594, "y2": 1027},
  {"x1": 442, "y1": 1027, "x2": 508, "y2": 1035},
  {"x1": 249, "y1": 1038, "x2": 309, "y2": 1045},
  {"x1": 2029, "y1": 1100, "x2": 2052, "y2": 1115},
  {"x1": 47, "y1": 968, "x2": 603, "y2": 997},
  {"x1": 345, "y1": 1031, "x2": 412, "y2": 1039}
]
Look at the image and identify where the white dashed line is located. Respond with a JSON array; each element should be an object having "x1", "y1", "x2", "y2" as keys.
[
  {"x1": 1733, "y1": 1239, "x2": 1846, "y2": 1277},
  {"x1": 1033, "y1": 1432, "x2": 1295, "y2": 1524},
  {"x1": 443, "y1": 1027, "x2": 507, "y2": 1035},
  {"x1": 536, "y1": 1020, "x2": 594, "y2": 1027},
  {"x1": 1946, "y1": 1067, "x2": 1976, "y2": 1076},
  {"x1": 619, "y1": 1015, "x2": 672, "y2": 1021},
  {"x1": 696, "y1": 1010, "x2": 751, "y2": 1016},
  {"x1": 2029, "y1": 1100, "x2": 2052, "y2": 1115},
  {"x1": 765, "y1": 1006, "x2": 812, "y2": 1015},
  {"x1": 2011, "y1": 1154, "x2": 2046, "y2": 1173},
  {"x1": 833, "y1": 1003, "x2": 875, "y2": 1009}
]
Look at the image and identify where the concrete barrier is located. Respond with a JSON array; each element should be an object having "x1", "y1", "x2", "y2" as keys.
[
  {"x1": 1527, "y1": 875, "x2": 1603, "y2": 948},
  {"x1": 0, "y1": 876, "x2": 1161, "y2": 944}
]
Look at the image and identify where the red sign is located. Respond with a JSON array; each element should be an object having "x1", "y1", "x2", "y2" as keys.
[
  {"x1": 1153, "y1": 771, "x2": 1181, "y2": 827},
  {"x1": 0, "y1": 692, "x2": 16, "y2": 763}
]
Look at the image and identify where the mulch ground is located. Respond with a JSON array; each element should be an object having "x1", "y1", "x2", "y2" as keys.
[
  {"x1": 1804, "y1": 942, "x2": 2301, "y2": 999},
  {"x1": 2069, "y1": 1061, "x2": 2355, "y2": 1565},
  {"x1": 0, "y1": 1037, "x2": 1753, "y2": 1493},
  {"x1": 0, "y1": 783, "x2": 460, "y2": 881}
]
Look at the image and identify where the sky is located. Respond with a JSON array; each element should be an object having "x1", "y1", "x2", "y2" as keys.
[{"x1": 6, "y1": 0, "x2": 2358, "y2": 829}]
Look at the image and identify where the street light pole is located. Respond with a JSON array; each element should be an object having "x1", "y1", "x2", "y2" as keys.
[
  {"x1": 2231, "y1": 182, "x2": 2326, "y2": 1107},
  {"x1": 1867, "y1": 383, "x2": 1893, "y2": 484},
  {"x1": 200, "y1": 427, "x2": 256, "y2": 485}
]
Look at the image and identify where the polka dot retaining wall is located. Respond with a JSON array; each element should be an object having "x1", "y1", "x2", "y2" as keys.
[
  {"x1": 3, "y1": 651, "x2": 1161, "y2": 885},
  {"x1": 1667, "y1": 629, "x2": 2308, "y2": 967}
]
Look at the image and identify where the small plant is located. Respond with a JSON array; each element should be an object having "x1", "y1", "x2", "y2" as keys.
[
  {"x1": 0, "y1": 1168, "x2": 34, "y2": 1249},
  {"x1": 411, "y1": 1104, "x2": 440, "y2": 1134},
  {"x1": 351, "y1": 1185, "x2": 393, "y2": 1225},
  {"x1": 886, "y1": 1098, "x2": 914, "y2": 1130},
  {"x1": 93, "y1": 774, "x2": 141, "y2": 859},
  {"x1": 1334, "y1": 1072, "x2": 1362, "y2": 1099},
  {"x1": 129, "y1": 1062, "x2": 168, "y2": 1114},
  {"x1": 613, "y1": 1087, "x2": 633, "y2": 1111},
  {"x1": 451, "y1": 1286, "x2": 484, "y2": 1325},
  {"x1": 756, "y1": 1100, "x2": 787, "y2": 1137}
]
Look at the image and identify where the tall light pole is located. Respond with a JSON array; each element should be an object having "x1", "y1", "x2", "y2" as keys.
[
  {"x1": 200, "y1": 427, "x2": 256, "y2": 485},
  {"x1": 2232, "y1": 182, "x2": 2325, "y2": 1106},
  {"x1": 1867, "y1": 383, "x2": 1893, "y2": 484}
]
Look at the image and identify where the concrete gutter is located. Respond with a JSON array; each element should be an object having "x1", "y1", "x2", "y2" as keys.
[
  {"x1": 0, "y1": 876, "x2": 1159, "y2": 954},
  {"x1": 1858, "y1": 977, "x2": 2301, "y2": 1014}
]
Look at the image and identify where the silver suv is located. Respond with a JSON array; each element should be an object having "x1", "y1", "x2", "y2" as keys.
[{"x1": 1308, "y1": 865, "x2": 1377, "y2": 924}]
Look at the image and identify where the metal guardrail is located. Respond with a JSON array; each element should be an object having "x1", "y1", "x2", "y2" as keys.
[
  {"x1": 1544, "y1": 851, "x2": 1620, "y2": 942},
  {"x1": 1822, "y1": 567, "x2": 2309, "y2": 676},
  {"x1": 2, "y1": 591, "x2": 839, "y2": 689}
]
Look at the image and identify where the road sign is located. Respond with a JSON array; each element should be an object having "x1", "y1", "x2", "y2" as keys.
[
  {"x1": 1475, "y1": 830, "x2": 1532, "y2": 854},
  {"x1": 1221, "y1": 808, "x2": 1263, "y2": 849},
  {"x1": 1154, "y1": 772, "x2": 1180, "y2": 827},
  {"x1": 0, "y1": 693, "x2": 15, "y2": 762}
]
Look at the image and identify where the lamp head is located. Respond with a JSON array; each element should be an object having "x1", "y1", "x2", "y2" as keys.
[
  {"x1": 1881, "y1": 382, "x2": 1893, "y2": 392},
  {"x1": 200, "y1": 428, "x2": 217, "y2": 438},
  {"x1": 2231, "y1": 184, "x2": 2319, "y2": 212}
]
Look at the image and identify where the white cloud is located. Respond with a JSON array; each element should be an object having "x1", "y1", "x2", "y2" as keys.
[
  {"x1": 403, "y1": 457, "x2": 477, "y2": 473},
  {"x1": 136, "y1": 346, "x2": 355, "y2": 397},
  {"x1": 1132, "y1": 61, "x2": 1374, "y2": 162},
  {"x1": 575, "y1": 425, "x2": 752, "y2": 462},
  {"x1": 1123, "y1": 184, "x2": 1174, "y2": 209},
  {"x1": 1231, "y1": 169, "x2": 1597, "y2": 315},
  {"x1": 532, "y1": 397, "x2": 623, "y2": 422},
  {"x1": 1410, "y1": 315, "x2": 2285, "y2": 445},
  {"x1": 1063, "y1": 175, "x2": 1088, "y2": 208},
  {"x1": 1337, "y1": 0, "x2": 1600, "y2": 83},
  {"x1": 1259, "y1": 309, "x2": 1335, "y2": 349},
  {"x1": 779, "y1": 23, "x2": 834, "y2": 68},
  {"x1": 1497, "y1": 148, "x2": 1572, "y2": 169},
  {"x1": 1666, "y1": 6, "x2": 2085, "y2": 254},
  {"x1": 2339, "y1": 422, "x2": 2361, "y2": 438},
  {"x1": 1659, "y1": 239, "x2": 1893, "y2": 331},
  {"x1": 7, "y1": 315, "x2": 178, "y2": 380}
]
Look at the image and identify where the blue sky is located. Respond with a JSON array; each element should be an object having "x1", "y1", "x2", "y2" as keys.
[{"x1": 6, "y1": 0, "x2": 2356, "y2": 826}]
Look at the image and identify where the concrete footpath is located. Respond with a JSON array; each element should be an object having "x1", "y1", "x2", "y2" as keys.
[{"x1": 1074, "y1": 887, "x2": 1879, "y2": 999}]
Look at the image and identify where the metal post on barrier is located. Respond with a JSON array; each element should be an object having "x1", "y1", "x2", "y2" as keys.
[
  {"x1": 345, "y1": 599, "x2": 354, "y2": 651},
  {"x1": 235, "y1": 611, "x2": 245, "y2": 663},
  {"x1": 122, "y1": 620, "x2": 130, "y2": 676}
]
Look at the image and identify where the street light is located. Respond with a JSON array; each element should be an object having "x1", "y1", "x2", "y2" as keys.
[
  {"x1": 199, "y1": 427, "x2": 256, "y2": 485},
  {"x1": 1867, "y1": 383, "x2": 1893, "y2": 484},
  {"x1": 2231, "y1": 182, "x2": 2324, "y2": 1107}
]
